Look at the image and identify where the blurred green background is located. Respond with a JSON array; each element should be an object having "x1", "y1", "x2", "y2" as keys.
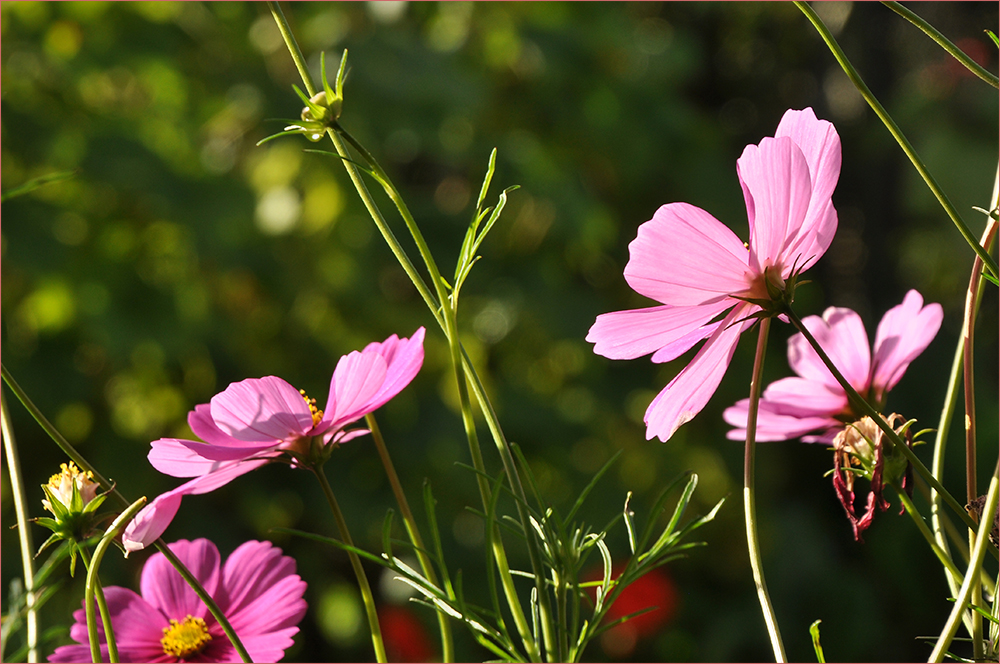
[{"x1": 2, "y1": 2, "x2": 997, "y2": 661}]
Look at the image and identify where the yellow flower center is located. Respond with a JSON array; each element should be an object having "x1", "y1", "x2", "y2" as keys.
[
  {"x1": 300, "y1": 389, "x2": 324, "y2": 427},
  {"x1": 161, "y1": 615, "x2": 212, "y2": 658}
]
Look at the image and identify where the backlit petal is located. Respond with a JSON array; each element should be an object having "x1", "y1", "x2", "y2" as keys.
[
  {"x1": 737, "y1": 136, "x2": 813, "y2": 273},
  {"x1": 586, "y1": 299, "x2": 732, "y2": 361},
  {"x1": 623, "y1": 203, "x2": 751, "y2": 305},
  {"x1": 643, "y1": 304, "x2": 747, "y2": 442},
  {"x1": 724, "y1": 398, "x2": 839, "y2": 442},
  {"x1": 871, "y1": 290, "x2": 943, "y2": 398},
  {"x1": 149, "y1": 437, "x2": 279, "y2": 477},
  {"x1": 787, "y1": 307, "x2": 871, "y2": 392},
  {"x1": 211, "y1": 376, "x2": 314, "y2": 443}
]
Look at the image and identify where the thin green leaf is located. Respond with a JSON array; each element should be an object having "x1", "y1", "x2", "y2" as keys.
[
  {"x1": 637, "y1": 471, "x2": 694, "y2": 553},
  {"x1": 422, "y1": 480, "x2": 455, "y2": 597},
  {"x1": 475, "y1": 148, "x2": 498, "y2": 212},
  {"x1": 642, "y1": 473, "x2": 699, "y2": 562},
  {"x1": 1, "y1": 170, "x2": 78, "y2": 202},
  {"x1": 270, "y1": 527, "x2": 389, "y2": 568},
  {"x1": 810, "y1": 619, "x2": 826, "y2": 663},
  {"x1": 988, "y1": 30, "x2": 999, "y2": 48},
  {"x1": 623, "y1": 492, "x2": 637, "y2": 555},
  {"x1": 565, "y1": 449, "x2": 623, "y2": 525}
]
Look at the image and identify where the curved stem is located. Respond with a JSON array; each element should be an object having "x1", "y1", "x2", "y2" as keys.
[
  {"x1": 961, "y1": 208, "x2": 998, "y2": 662},
  {"x1": 743, "y1": 318, "x2": 786, "y2": 662},
  {"x1": 785, "y1": 309, "x2": 988, "y2": 541},
  {"x1": 881, "y1": 1, "x2": 999, "y2": 89},
  {"x1": 83, "y1": 498, "x2": 147, "y2": 663},
  {"x1": 1, "y1": 391, "x2": 38, "y2": 662},
  {"x1": 365, "y1": 414, "x2": 455, "y2": 662},
  {"x1": 929, "y1": 463, "x2": 999, "y2": 662},
  {"x1": 79, "y1": 548, "x2": 116, "y2": 664},
  {"x1": 312, "y1": 467, "x2": 387, "y2": 662},
  {"x1": 793, "y1": 1, "x2": 999, "y2": 280}
]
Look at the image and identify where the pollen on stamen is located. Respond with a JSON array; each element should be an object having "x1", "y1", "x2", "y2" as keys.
[{"x1": 299, "y1": 388, "x2": 324, "y2": 426}]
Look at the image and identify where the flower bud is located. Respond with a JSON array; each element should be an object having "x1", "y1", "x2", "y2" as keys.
[{"x1": 41, "y1": 462, "x2": 100, "y2": 515}]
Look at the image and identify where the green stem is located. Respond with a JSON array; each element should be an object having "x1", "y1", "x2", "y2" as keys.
[
  {"x1": 784, "y1": 309, "x2": 987, "y2": 540},
  {"x1": 312, "y1": 467, "x2": 387, "y2": 663},
  {"x1": 881, "y1": 2, "x2": 999, "y2": 89},
  {"x1": 894, "y1": 484, "x2": 964, "y2": 584},
  {"x1": 83, "y1": 498, "x2": 147, "y2": 663},
  {"x1": 365, "y1": 414, "x2": 455, "y2": 662},
  {"x1": 0, "y1": 364, "x2": 252, "y2": 663},
  {"x1": 267, "y1": 6, "x2": 557, "y2": 655},
  {"x1": 743, "y1": 318, "x2": 786, "y2": 662},
  {"x1": 794, "y1": 1, "x2": 999, "y2": 280},
  {"x1": 0, "y1": 391, "x2": 39, "y2": 662},
  {"x1": 929, "y1": 463, "x2": 999, "y2": 662}
]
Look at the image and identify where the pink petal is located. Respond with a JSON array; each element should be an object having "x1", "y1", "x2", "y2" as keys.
[
  {"x1": 122, "y1": 459, "x2": 269, "y2": 553},
  {"x1": 210, "y1": 630, "x2": 302, "y2": 664},
  {"x1": 149, "y1": 437, "x2": 279, "y2": 477},
  {"x1": 141, "y1": 539, "x2": 221, "y2": 620},
  {"x1": 189, "y1": 403, "x2": 244, "y2": 446},
  {"x1": 643, "y1": 304, "x2": 749, "y2": 441},
  {"x1": 365, "y1": 327, "x2": 426, "y2": 414},
  {"x1": 211, "y1": 376, "x2": 314, "y2": 443},
  {"x1": 775, "y1": 108, "x2": 841, "y2": 206},
  {"x1": 724, "y1": 398, "x2": 840, "y2": 442},
  {"x1": 324, "y1": 351, "x2": 388, "y2": 427},
  {"x1": 760, "y1": 376, "x2": 849, "y2": 418},
  {"x1": 737, "y1": 136, "x2": 813, "y2": 274},
  {"x1": 773, "y1": 108, "x2": 841, "y2": 268},
  {"x1": 319, "y1": 330, "x2": 424, "y2": 432},
  {"x1": 787, "y1": 307, "x2": 872, "y2": 392},
  {"x1": 55, "y1": 588, "x2": 168, "y2": 663},
  {"x1": 586, "y1": 299, "x2": 732, "y2": 361},
  {"x1": 623, "y1": 203, "x2": 752, "y2": 306},
  {"x1": 218, "y1": 541, "x2": 302, "y2": 620},
  {"x1": 871, "y1": 290, "x2": 943, "y2": 398}
]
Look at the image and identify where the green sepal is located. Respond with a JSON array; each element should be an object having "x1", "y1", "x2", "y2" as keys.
[{"x1": 40, "y1": 485, "x2": 70, "y2": 520}]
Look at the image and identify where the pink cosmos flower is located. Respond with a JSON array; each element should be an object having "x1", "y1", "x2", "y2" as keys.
[
  {"x1": 587, "y1": 108, "x2": 841, "y2": 441},
  {"x1": 723, "y1": 290, "x2": 943, "y2": 443},
  {"x1": 49, "y1": 538, "x2": 307, "y2": 663},
  {"x1": 123, "y1": 328, "x2": 425, "y2": 553}
]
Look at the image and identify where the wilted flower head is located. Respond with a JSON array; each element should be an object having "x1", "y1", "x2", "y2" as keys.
[
  {"x1": 587, "y1": 108, "x2": 841, "y2": 441},
  {"x1": 832, "y1": 414, "x2": 913, "y2": 541},
  {"x1": 122, "y1": 328, "x2": 425, "y2": 553},
  {"x1": 49, "y1": 538, "x2": 307, "y2": 663}
]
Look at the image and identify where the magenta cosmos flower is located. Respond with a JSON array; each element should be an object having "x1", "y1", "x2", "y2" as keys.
[
  {"x1": 587, "y1": 108, "x2": 841, "y2": 441},
  {"x1": 49, "y1": 538, "x2": 307, "y2": 663},
  {"x1": 724, "y1": 290, "x2": 943, "y2": 443},
  {"x1": 123, "y1": 328, "x2": 425, "y2": 553}
]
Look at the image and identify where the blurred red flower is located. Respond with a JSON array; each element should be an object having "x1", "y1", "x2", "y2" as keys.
[
  {"x1": 588, "y1": 562, "x2": 678, "y2": 658},
  {"x1": 379, "y1": 605, "x2": 435, "y2": 663}
]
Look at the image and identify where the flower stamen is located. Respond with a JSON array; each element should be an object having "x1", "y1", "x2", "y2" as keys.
[
  {"x1": 161, "y1": 615, "x2": 212, "y2": 658},
  {"x1": 299, "y1": 389, "x2": 324, "y2": 426}
]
